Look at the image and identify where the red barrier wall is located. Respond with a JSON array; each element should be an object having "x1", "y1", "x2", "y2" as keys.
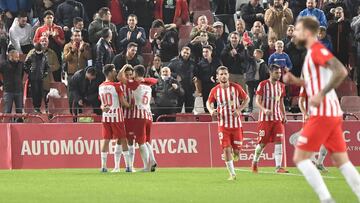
[{"x1": 0, "y1": 121, "x2": 359, "y2": 169}]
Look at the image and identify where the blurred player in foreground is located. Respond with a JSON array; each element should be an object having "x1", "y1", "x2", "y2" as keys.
[
  {"x1": 99, "y1": 64, "x2": 130, "y2": 172},
  {"x1": 252, "y1": 64, "x2": 288, "y2": 174},
  {"x1": 299, "y1": 87, "x2": 329, "y2": 173},
  {"x1": 284, "y1": 16, "x2": 360, "y2": 203},
  {"x1": 207, "y1": 66, "x2": 249, "y2": 180},
  {"x1": 119, "y1": 65, "x2": 158, "y2": 172}
]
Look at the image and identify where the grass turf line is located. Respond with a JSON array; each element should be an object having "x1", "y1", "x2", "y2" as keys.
[{"x1": 0, "y1": 167, "x2": 357, "y2": 203}]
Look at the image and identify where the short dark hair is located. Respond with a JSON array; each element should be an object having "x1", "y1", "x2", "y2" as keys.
[
  {"x1": 73, "y1": 17, "x2": 83, "y2": 25},
  {"x1": 103, "y1": 64, "x2": 115, "y2": 76},
  {"x1": 43, "y1": 10, "x2": 54, "y2": 18},
  {"x1": 98, "y1": 7, "x2": 110, "y2": 18},
  {"x1": 128, "y1": 14, "x2": 138, "y2": 20},
  {"x1": 133, "y1": 65, "x2": 146, "y2": 77},
  {"x1": 202, "y1": 45, "x2": 213, "y2": 52},
  {"x1": 86, "y1": 67, "x2": 97, "y2": 76},
  {"x1": 127, "y1": 42, "x2": 138, "y2": 49},
  {"x1": 34, "y1": 43, "x2": 42, "y2": 51},
  {"x1": 216, "y1": 66, "x2": 229, "y2": 74},
  {"x1": 269, "y1": 64, "x2": 281, "y2": 72},
  {"x1": 181, "y1": 46, "x2": 191, "y2": 51},
  {"x1": 101, "y1": 28, "x2": 111, "y2": 38},
  {"x1": 151, "y1": 19, "x2": 165, "y2": 28},
  {"x1": 297, "y1": 16, "x2": 320, "y2": 34},
  {"x1": 72, "y1": 29, "x2": 82, "y2": 36},
  {"x1": 18, "y1": 11, "x2": 28, "y2": 18}
]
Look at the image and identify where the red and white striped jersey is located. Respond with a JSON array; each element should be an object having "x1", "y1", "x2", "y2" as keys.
[
  {"x1": 208, "y1": 82, "x2": 248, "y2": 129},
  {"x1": 99, "y1": 81, "x2": 124, "y2": 123},
  {"x1": 256, "y1": 79, "x2": 285, "y2": 121},
  {"x1": 302, "y1": 41, "x2": 342, "y2": 117},
  {"x1": 120, "y1": 83, "x2": 133, "y2": 120},
  {"x1": 127, "y1": 78, "x2": 158, "y2": 121}
]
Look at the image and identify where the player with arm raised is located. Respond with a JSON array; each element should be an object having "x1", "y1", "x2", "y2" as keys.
[
  {"x1": 99, "y1": 64, "x2": 130, "y2": 173},
  {"x1": 284, "y1": 16, "x2": 360, "y2": 203},
  {"x1": 299, "y1": 87, "x2": 329, "y2": 173},
  {"x1": 119, "y1": 65, "x2": 158, "y2": 172},
  {"x1": 252, "y1": 64, "x2": 289, "y2": 174},
  {"x1": 206, "y1": 66, "x2": 250, "y2": 181}
]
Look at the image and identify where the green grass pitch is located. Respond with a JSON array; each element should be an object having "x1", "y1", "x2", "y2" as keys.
[{"x1": 0, "y1": 167, "x2": 358, "y2": 203}]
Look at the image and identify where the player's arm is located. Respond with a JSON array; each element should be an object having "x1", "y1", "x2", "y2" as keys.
[
  {"x1": 238, "y1": 96, "x2": 250, "y2": 112},
  {"x1": 255, "y1": 95, "x2": 272, "y2": 116},
  {"x1": 119, "y1": 95, "x2": 130, "y2": 108},
  {"x1": 283, "y1": 71, "x2": 305, "y2": 87},
  {"x1": 310, "y1": 57, "x2": 348, "y2": 107},
  {"x1": 206, "y1": 100, "x2": 217, "y2": 117},
  {"x1": 298, "y1": 96, "x2": 309, "y2": 121},
  {"x1": 280, "y1": 97, "x2": 287, "y2": 123}
]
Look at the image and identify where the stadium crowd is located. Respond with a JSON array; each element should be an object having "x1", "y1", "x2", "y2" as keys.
[{"x1": 0, "y1": 0, "x2": 359, "y2": 122}]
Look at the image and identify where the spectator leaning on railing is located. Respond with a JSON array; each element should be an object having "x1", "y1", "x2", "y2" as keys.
[{"x1": 0, "y1": 49, "x2": 24, "y2": 114}]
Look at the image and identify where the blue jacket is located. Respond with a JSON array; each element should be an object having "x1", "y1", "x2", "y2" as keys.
[
  {"x1": 320, "y1": 37, "x2": 333, "y2": 53},
  {"x1": 0, "y1": 0, "x2": 33, "y2": 12},
  {"x1": 268, "y1": 52, "x2": 293, "y2": 69},
  {"x1": 298, "y1": 8, "x2": 327, "y2": 27}
]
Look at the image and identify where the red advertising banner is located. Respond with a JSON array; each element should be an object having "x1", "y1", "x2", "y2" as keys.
[{"x1": 0, "y1": 121, "x2": 359, "y2": 169}]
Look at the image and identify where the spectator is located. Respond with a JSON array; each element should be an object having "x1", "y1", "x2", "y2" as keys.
[
  {"x1": 109, "y1": 0, "x2": 127, "y2": 29},
  {"x1": 68, "y1": 66, "x2": 102, "y2": 116},
  {"x1": 261, "y1": 36, "x2": 277, "y2": 64},
  {"x1": 112, "y1": 42, "x2": 140, "y2": 72},
  {"x1": 245, "y1": 49, "x2": 269, "y2": 112},
  {"x1": 78, "y1": 0, "x2": 109, "y2": 22},
  {"x1": 327, "y1": 6, "x2": 351, "y2": 66},
  {"x1": 153, "y1": 67, "x2": 184, "y2": 121},
  {"x1": 95, "y1": 28, "x2": 115, "y2": 76},
  {"x1": 88, "y1": 7, "x2": 118, "y2": 48},
  {"x1": 345, "y1": 0, "x2": 360, "y2": 19},
  {"x1": 151, "y1": 19, "x2": 179, "y2": 64},
  {"x1": 34, "y1": 0, "x2": 62, "y2": 20},
  {"x1": 63, "y1": 29, "x2": 92, "y2": 82},
  {"x1": 250, "y1": 21, "x2": 267, "y2": 49},
  {"x1": 352, "y1": 6, "x2": 360, "y2": 94},
  {"x1": 221, "y1": 31, "x2": 251, "y2": 89},
  {"x1": 322, "y1": 0, "x2": 348, "y2": 21},
  {"x1": 125, "y1": 0, "x2": 155, "y2": 33},
  {"x1": 318, "y1": 26, "x2": 334, "y2": 52},
  {"x1": 9, "y1": 12, "x2": 33, "y2": 54},
  {"x1": 0, "y1": 0, "x2": 33, "y2": 27},
  {"x1": 0, "y1": 50, "x2": 24, "y2": 114},
  {"x1": 235, "y1": 18, "x2": 247, "y2": 37},
  {"x1": 33, "y1": 10, "x2": 64, "y2": 81},
  {"x1": 213, "y1": 21, "x2": 228, "y2": 58},
  {"x1": 154, "y1": 0, "x2": 190, "y2": 27},
  {"x1": 268, "y1": 40, "x2": 292, "y2": 70},
  {"x1": 265, "y1": 0, "x2": 294, "y2": 40},
  {"x1": 0, "y1": 17, "x2": 8, "y2": 60},
  {"x1": 55, "y1": 0, "x2": 88, "y2": 31},
  {"x1": 190, "y1": 15, "x2": 216, "y2": 42},
  {"x1": 289, "y1": 0, "x2": 307, "y2": 18},
  {"x1": 65, "y1": 17, "x2": 89, "y2": 44},
  {"x1": 240, "y1": 0, "x2": 265, "y2": 31},
  {"x1": 214, "y1": 0, "x2": 236, "y2": 32},
  {"x1": 284, "y1": 36, "x2": 306, "y2": 77},
  {"x1": 195, "y1": 45, "x2": 221, "y2": 112},
  {"x1": 39, "y1": 36, "x2": 60, "y2": 102},
  {"x1": 168, "y1": 46, "x2": 197, "y2": 113},
  {"x1": 282, "y1": 25, "x2": 294, "y2": 46},
  {"x1": 117, "y1": 14, "x2": 146, "y2": 55},
  {"x1": 188, "y1": 31, "x2": 216, "y2": 63},
  {"x1": 24, "y1": 43, "x2": 49, "y2": 113},
  {"x1": 147, "y1": 54, "x2": 163, "y2": 79},
  {"x1": 298, "y1": 0, "x2": 327, "y2": 27}
]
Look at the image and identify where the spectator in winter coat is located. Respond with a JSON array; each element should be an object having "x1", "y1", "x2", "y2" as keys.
[
  {"x1": 318, "y1": 26, "x2": 334, "y2": 52},
  {"x1": 284, "y1": 37, "x2": 306, "y2": 77},
  {"x1": 188, "y1": 31, "x2": 216, "y2": 63},
  {"x1": 213, "y1": 21, "x2": 229, "y2": 59},
  {"x1": 88, "y1": 7, "x2": 118, "y2": 48},
  {"x1": 55, "y1": 0, "x2": 88, "y2": 31},
  {"x1": 168, "y1": 46, "x2": 197, "y2": 113},
  {"x1": 117, "y1": 14, "x2": 147, "y2": 55},
  {"x1": 147, "y1": 54, "x2": 163, "y2": 79},
  {"x1": 268, "y1": 40, "x2": 292, "y2": 70},
  {"x1": 240, "y1": 0, "x2": 265, "y2": 31},
  {"x1": 153, "y1": 66, "x2": 184, "y2": 121},
  {"x1": 154, "y1": 0, "x2": 190, "y2": 27},
  {"x1": 245, "y1": 49, "x2": 269, "y2": 111},
  {"x1": 125, "y1": 0, "x2": 155, "y2": 34},
  {"x1": 282, "y1": 25, "x2": 294, "y2": 46},
  {"x1": 95, "y1": 28, "x2": 115, "y2": 78},
  {"x1": 190, "y1": 15, "x2": 216, "y2": 42},
  {"x1": 265, "y1": 0, "x2": 294, "y2": 40},
  {"x1": 298, "y1": 0, "x2": 327, "y2": 27},
  {"x1": 250, "y1": 21, "x2": 267, "y2": 49},
  {"x1": 214, "y1": 0, "x2": 236, "y2": 32},
  {"x1": 64, "y1": 17, "x2": 89, "y2": 44},
  {"x1": 112, "y1": 42, "x2": 140, "y2": 72}
]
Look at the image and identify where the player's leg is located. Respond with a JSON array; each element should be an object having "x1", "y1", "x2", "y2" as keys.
[
  {"x1": 135, "y1": 120, "x2": 150, "y2": 171},
  {"x1": 252, "y1": 121, "x2": 269, "y2": 173},
  {"x1": 219, "y1": 129, "x2": 236, "y2": 180},
  {"x1": 316, "y1": 145, "x2": 329, "y2": 173},
  {"x1": 100, "y1": 123, "x2": 112, "y2": 172},
  {"x1": 231, "y1": 128, "x2": 243, "y2": 162},
  {"x1": 273, "y1": 122, "x2": 288, "y2": 173},
  {"x1": 126, "y1": 119, "x2": 136, "y2": 172},
  {"x1": 145, "y1": 120, "x2": 157, "y2": 172},
  {"x1": 112, "y1": 139, "x2": 123, "y2": 172}
]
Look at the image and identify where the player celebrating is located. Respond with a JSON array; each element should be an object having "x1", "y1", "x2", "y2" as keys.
[
  {"x1": 284, "y1": 16, "x2": 360, "y2": 202},
  {"x1": 207, "y1": 66, "x2": 249, "y2": 181},
  {"x1": 299, "y1": 87, "x2": 329, "y2": 173},
  {"x1": 119, "y1": 65, "x2": 158, "y2": 172},
  {"x1": 252, "y1": 64, "x2": 288, "y2": 174},
  {"x1": 99, "y1": 64, "x2": 131, "y2": 173}
]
